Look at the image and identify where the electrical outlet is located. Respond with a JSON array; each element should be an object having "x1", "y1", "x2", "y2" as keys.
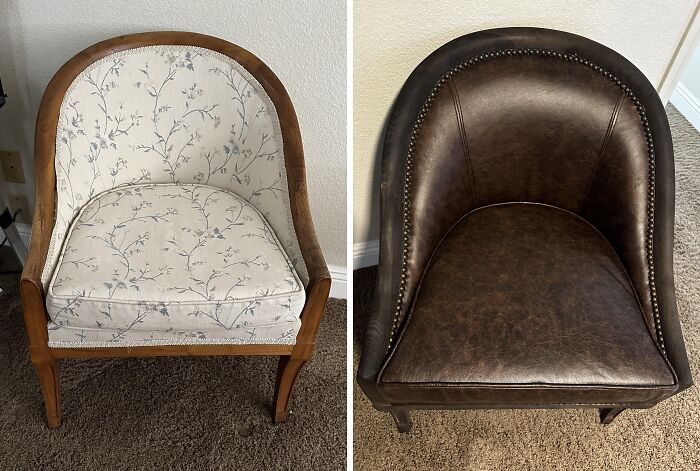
[
  {"x1": 1, "y1": 150, "x2": 25, "y2": 183},
  {"x1": 8, "y1": 193, "x2": 31, "y2": 224}
]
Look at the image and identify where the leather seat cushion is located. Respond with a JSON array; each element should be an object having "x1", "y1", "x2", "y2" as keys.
[
  {"x1": 45, "y1": 183, "x2": 305, "y2": 347},
  {"x1": 379, "y1": 203, "x2": 676, "y2": 405}
]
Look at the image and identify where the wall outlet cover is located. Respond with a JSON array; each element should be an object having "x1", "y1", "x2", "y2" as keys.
[
  {"x1": 8, "y1": 193, "x2": 31, "y2": 224},
  {"x1": 0, "y1": 150, "x2": 25, "y2": 183}
]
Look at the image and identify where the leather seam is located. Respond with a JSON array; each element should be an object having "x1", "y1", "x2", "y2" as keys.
[
  {"x1": 448, "y1": 77, "x2": 478, "y2": 205},
  {"x1": 577, "y1": 90, "x2": 625, "y2": 213}
]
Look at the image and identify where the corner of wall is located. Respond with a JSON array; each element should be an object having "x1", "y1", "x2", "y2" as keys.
[{"x1": 671, "y1": 82, "x2": 700, "y2": 131}]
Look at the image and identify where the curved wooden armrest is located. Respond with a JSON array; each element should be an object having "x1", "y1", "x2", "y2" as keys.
[
  {"x1": 21, "y1": 29, "x2": 69, "y2": 315},
  {"x1": 289, "y1": 180, "x2": 331, "y2": 354},
  {"x1": 21, "y1": 201, "x2": 53, "y2": 290},
  {"x1": 20, "y1": 191, "x2": 54, "y2": 349},
  {"x1": 21, "y1": 69, "x2": 61, "y2": 340},
  {"x1": 276, "y1": 75, "x2": 331, "y2": 354},
  {"x1": 20, "y1": 167, "x2": 56, "y2": 349}
]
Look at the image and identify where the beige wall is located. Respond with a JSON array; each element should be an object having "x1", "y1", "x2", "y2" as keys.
[
  {"x1": 353, "y1": 0, "x2": 699, "y2": 247},
  {"x1": 0, "y1": 0, "x2": 347, "y2": 268}
]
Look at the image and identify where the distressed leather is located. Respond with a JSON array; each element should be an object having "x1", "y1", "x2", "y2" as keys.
[
  {"x1": 396, "y1": 50, "x2": 657, "y2": 345},
  {"x1": 358, "y1": 27, "x2": 692, "y2": 412},
  {"x1": 380, "y1": 204, "x2": 675, "y2": 405}
]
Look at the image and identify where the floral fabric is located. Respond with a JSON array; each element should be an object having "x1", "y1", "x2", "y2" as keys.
[
  {"x1": 44, "y1": 45, "x2": 307, "y2": 293},
  {"x1": 46, "y1": 183, "x2": 305, "y2": 347},
  {"x1": 46, "y1": 320, "x2": 300, "y2": 347}
]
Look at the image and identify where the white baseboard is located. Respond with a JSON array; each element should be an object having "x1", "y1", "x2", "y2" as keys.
[
  {"x1": 671, "y1": 82, "x2": 700, "y2": 132},
  {"x1": 353, "y1": 239, "x2": 379, "y2": 269},
  {"x1": 15, "y1": 222, "x2": 32, "y2": 248},
  {"x1": 2, "y1": 222, "x2": 30, "y2": 266},
  {"x1": 328, "y1": 265, "x2": 347, "y2": 299}
]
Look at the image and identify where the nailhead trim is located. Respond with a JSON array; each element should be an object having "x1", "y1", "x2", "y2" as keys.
[{"x1": 388, "y1": 48, "x2": 666, "y2": 355}]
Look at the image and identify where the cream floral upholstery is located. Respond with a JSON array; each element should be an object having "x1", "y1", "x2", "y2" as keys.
[
  {"x1": 42, "y1": 45, "x2": 308, "y2": 347},
  {"x1": 46, "y1": 183, "x2": 304, "y2": 347}
]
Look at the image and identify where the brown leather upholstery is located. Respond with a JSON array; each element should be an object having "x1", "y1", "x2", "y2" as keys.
[
  {"x1": 381, "y1": 204, "x2": 675, "y2": 404},
  {"x1": 358, "y1": 27, "x2": 692, "y2": 431}
]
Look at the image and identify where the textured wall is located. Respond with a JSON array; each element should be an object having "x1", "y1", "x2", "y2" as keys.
[
  {"x1": 353, "y1": 0, "x2": 698, "y2": 244},
  {"x1": 0, "y1": 0, "x2": 346, "y2": 267}
]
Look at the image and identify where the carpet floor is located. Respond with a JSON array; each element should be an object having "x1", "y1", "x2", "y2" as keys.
[
  {"x1": 0, "y1": 256, "x2": 346, "y2": 470},
  {"x1": 353, "y1": 105, "x2": 700, "y2": 470}
]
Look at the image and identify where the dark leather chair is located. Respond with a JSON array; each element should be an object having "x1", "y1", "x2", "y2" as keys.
[{"x1": 357, "y1": 27, "x2": 692, "y2": 433}]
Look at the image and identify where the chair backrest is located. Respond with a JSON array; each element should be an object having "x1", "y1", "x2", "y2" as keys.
[
  {"x1": 37, "y1": 32, "x2": 309, "y2": 288},
  {"x1": 379, "y1": 27, "x2": 675, "y2": 350}
]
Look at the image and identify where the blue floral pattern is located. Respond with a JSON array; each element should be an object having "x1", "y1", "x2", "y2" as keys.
[
  {"x1": 41, "y1": 46, "x2": 309, "y2": 347},
  {"x1": 46, "y1": 183, "x2": 304, "y2": 346}
]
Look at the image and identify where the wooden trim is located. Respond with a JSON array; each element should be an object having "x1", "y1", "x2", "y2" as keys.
[{"x1": 52, "y1": 344, "x2": 293, "y2": 359}]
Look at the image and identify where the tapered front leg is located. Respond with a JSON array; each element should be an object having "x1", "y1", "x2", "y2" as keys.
[
  {"x1": 31, "y1": 357, "x2": 62, "y2": 429},
  {"x1": 599, "y1": 407, "x2": 625, "y2": 425},
  {"x1": 273, "y1": 355, "x2": 307, "y2": 423},
  {"x1": 390, "y1": 408, "x2": 412, "y2": 433}
]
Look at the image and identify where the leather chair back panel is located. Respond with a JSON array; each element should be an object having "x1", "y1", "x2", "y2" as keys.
[
  {"x1": 401, "y1": 54, "x2": 656, "y2": 339},
  {"x1": 452, "y1": 55, "x2": 621, "y2": 211},
  {"x1": 580, "y1": 99, "x2": 655, "y2": 333},
  {"x1": 404, "y1": 84, "x2": 476, "y2": 313}
]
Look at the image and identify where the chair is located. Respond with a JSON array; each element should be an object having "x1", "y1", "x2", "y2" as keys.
[
  {"x1": 357, "y1": 27, "x2": 692, "y2": 432},
  {"x1": 21, "y1": 32, "x2": 330, "y2": 428}
]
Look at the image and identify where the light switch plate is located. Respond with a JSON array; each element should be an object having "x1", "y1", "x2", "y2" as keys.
[
  {"x1": 1, "y1": 150, "x2": 25, "y2": 183},
  {"x1": 8, "y1": 193, "x2": 31, "y2": 224}
]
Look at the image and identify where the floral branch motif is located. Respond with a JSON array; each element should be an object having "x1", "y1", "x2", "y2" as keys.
[
  {"x1": 136, "y1": 52, "x2": 220, "y2": 182},
  {"x1": 207, "y1": 65, "x2": 281, "y2": 198},
  {"x1": 109, "y1": 310, "x2": 148, "y2": 342},
  {"x1": 243, "y1": 224, "x2": 278, "y2": 246},
  {"x1": 53, "y1": 293, "x2": 85, "y2": 321},
  {"x1": 187, "y1": 298, "x2": 261, "y2": 330},
  {"x1": 87, "y1": 200, "x2": 177, "y2": 298}
]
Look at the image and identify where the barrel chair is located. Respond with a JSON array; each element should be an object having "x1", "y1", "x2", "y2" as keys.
[
  {"x1": 21, "y1": 32, "x2": 330, "y2": 428},
  {"x1": 357, "y1": 27, "x2": 692, "y2": 433}
]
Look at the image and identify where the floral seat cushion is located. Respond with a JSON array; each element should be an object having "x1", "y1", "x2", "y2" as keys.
[{"x1": 45, "y1": 183, "x2": 305, "y2": 347}]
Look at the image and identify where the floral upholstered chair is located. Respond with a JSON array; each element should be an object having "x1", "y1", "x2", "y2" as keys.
[{"x1": 21, "y1": 32, "x2": 330, "y2": 428}]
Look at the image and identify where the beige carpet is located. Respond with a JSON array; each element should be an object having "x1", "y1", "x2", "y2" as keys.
[
  {"x1": 353, "y1": 105, "x2": 700, "y2": 470},
  {"x1": 0, "y1": 258, "x2": 346, "y2": 470}
]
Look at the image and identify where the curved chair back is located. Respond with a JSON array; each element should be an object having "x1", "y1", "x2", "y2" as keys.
[
  {"x1": 35, "y1": 32, "x2": 312, "y2": 289},
  {"x1": 369, "y1": 28, "x2": 687, "y2": 387}
]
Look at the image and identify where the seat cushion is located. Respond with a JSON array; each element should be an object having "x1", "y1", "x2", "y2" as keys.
[
  {"x1": 46, "y1": 183, "x2": 305, "y2": 347},
  {"x1": 380, "y1": 203, "x2": 676, "y2": 406}
]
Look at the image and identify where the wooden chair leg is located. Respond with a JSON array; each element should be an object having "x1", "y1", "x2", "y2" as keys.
[
  {"x1": 390, "y1": 408, "x2": 412, "y2": 433},
  {"x1": 273, "y1": 355, "x2": 307, "y2": 423},
  {"x1": 599, "y1": 407, "x2": 625, "y2": 425},
  {"x1": 31, "y1": 357, "x2": 62, "y2": 428}
]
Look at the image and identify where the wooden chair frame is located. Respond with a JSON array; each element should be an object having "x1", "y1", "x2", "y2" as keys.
[{"x1": 20, "y1": 31, "x2": 331, "y2": 429}]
